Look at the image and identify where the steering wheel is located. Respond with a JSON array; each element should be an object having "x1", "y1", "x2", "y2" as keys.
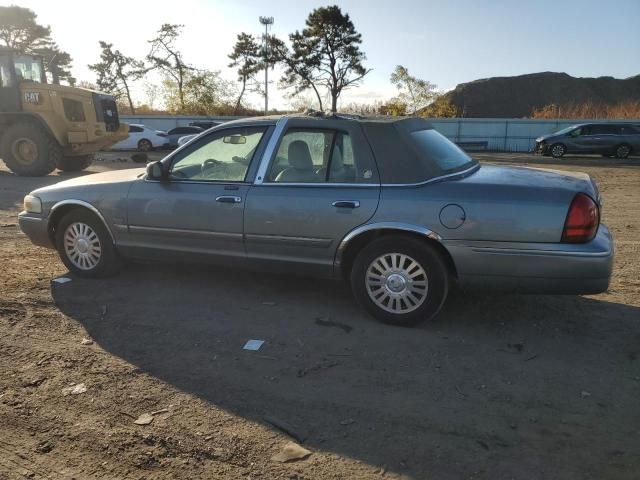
[{"x1": 201, "y1": 158, "x2": 222, "y2": 175}]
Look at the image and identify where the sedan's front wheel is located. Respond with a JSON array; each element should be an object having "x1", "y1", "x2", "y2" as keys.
[
  {"x1": 550, "y1": 143, "x2": 566, "y2": 158},
  {"x1": 351, "y1": 236, "x2": 449, "y2": 326},
  {"x1": 55, "y1": 209, "x2": 121, "y2": 277},
  {"x1": 137, "y1": 139, "x2": 152, "y2": 152}
]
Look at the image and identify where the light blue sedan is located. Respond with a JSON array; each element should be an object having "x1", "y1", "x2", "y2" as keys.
[{"x1": 18, "y1": 114, "x2": 613, "y2": 326}]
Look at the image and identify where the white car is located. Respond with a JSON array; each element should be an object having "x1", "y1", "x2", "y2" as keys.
[{"x1": 111, "y1": 124, "x2": 168, "y2": 151}]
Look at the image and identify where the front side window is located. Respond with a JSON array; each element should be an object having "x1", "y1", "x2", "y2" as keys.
[
  {"x1": 556, "y1": 125, "x2": 579, "y2": 136},
  {"x1": 268, "y1": 129, "x2": 366, "y2": 183},
  {"x1": 410, "y1": 129, "x2": 474, "y2": 172},
  {"x1": 170, "y1": 127, "x2": 266, "y2": 182},
  {"x1": 13, "y1": 55, "x2": 43, "y2": 83},
  {"x1": 0, "y1": 56, "x2": 14, "y2": 87}
]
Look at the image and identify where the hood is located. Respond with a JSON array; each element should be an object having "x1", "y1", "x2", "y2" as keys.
[
  {"x1": 535, "y1": 133, "x2": 557, "y2": 142},
  {"x1": 33, "y1": 168, "x2": 145, "y2": 195}
]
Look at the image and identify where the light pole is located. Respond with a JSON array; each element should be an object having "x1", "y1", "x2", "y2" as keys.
[{"x1": 259, "y1": 16, "x2": 274, "y2": 115}]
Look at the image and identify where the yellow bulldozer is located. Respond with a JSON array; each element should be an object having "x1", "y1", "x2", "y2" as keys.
[{"x1": 0, "y1": 47, "x2": 128, "y2": 176}]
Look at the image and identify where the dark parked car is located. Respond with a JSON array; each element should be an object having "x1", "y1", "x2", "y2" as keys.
[
  {"x1": 534, "y1": 123, "x2": 640, "y2": 158},
  {"x1": 189, "y1": 121, "x2": 223, "y2": 130},
  {"x1": 19, "y1": 114, "x2": 613, "y2": 326},
  {"x1": 164, "y1": 126, "x2": 203, "y2": 149}
]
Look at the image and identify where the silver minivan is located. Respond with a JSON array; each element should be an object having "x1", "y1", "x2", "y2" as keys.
[{"x1": 534, "y1": 123, "x2": 640, "y2": 158}]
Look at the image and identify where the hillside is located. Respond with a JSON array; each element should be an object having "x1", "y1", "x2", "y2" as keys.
[{"x1": 441, "y1": 72, "x2": 640, "y2": 118}]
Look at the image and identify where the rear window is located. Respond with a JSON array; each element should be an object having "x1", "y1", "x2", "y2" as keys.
[{"x1": 410, "y1": 129, "x2": 474, "y2": 172}]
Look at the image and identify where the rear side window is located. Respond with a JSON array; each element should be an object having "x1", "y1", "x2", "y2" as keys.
[
  {"x1": 129, "y1": 125, "x2": 143, "y2": 133},
  {"x1": 590, "y1": 125, "x2": 619, "y2": 135},
  {"x1": 268, "y1": 128, "x2": 372, "y2": 184}
]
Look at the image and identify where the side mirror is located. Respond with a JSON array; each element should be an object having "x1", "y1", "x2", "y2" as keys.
[{"x1": 146, "y1": 161, "x2": 166, "y2": 181}]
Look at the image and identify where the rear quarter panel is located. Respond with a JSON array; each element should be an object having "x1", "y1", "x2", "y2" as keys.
[{"x1": 373, "y1": 165, "x2": 592, "y2": 243}]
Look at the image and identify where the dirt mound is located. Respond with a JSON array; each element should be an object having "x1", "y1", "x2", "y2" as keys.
[{"x1": 442, "y1": 72, "x2": 640, "y2": 117}]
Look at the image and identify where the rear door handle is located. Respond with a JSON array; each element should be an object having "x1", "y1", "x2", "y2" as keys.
[
  {"x1": 332, "y1": 200, "x2": 360, "y2": 209},
  {"x1": 216, "y1": 195, "x2": 242, "y2": 203}
]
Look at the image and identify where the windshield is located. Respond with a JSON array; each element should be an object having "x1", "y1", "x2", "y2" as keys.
[
  {"x1": 410, "y1": 129, "x2": 475, "y2": 173},
  {"x1": 13, "y1": 55, "x2": 44, "y2": 83},
  {"x1": 553, "y1": 125, "x2": 580, "y2": 136}
]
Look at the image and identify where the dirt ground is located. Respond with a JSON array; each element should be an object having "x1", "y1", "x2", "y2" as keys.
[{"x1": 1, "y1": 151, "x2": 639, "y2": 480}]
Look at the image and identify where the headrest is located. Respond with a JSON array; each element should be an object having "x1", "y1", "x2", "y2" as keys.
[{"x1": 288, "y1": 140, "x2": 313, "y2": 169}]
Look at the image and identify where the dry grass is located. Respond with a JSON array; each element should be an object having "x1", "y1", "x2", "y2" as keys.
[{"x1": 531, "y1": 101, "x2": 640, "y2": 119}]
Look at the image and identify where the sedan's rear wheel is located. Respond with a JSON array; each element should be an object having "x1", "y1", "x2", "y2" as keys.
[
  {"x1": 550, "y1": 143, "x2": 566, "y2": 158},
  {"x1": 351, "y1": 236, "x2": 449, "y2": 326},
  {"x1": 615, "y1": 144, "x2": 631, "y2": 159},
  {"x1": 55, "y1": 209, "x2": 121, "y2": 277}
]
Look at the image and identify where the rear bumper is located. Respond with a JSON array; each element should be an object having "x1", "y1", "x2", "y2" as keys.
[
  {"x1": 18, "y1": 213, "x2": 54, "y2": 249},
  {"x1": 64, "y1": 124, "x2": 129, "y2": 155},
  {"x1": 445, "y1": 225, "x2": 614, "y2": 294}
]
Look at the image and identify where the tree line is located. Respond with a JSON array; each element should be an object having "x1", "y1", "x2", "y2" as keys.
[{"x1": 0, "y1": 4, "x2": 458, "y2": 117}]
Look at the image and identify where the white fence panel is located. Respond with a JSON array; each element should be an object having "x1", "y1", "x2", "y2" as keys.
[{"x1": 120, "y1": 115, "x2": 639, "y2": 152}]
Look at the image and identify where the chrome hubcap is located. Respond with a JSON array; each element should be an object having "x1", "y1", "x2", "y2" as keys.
[
  {"x1": 552, "y1": 145, "x2": 564, "y2": 156},
  {"x1": 64, "y1": 222, "x2": 101, "y2": 270},
  {"x1": 365, "y1": 253, "x2": 428, "y2": 314}
]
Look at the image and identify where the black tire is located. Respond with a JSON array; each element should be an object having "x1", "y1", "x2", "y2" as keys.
[
  {"x1": 350, "y1": 236, "x2": 449, "y2": 327},
  {"x1": 137, "y1": 139, "x2": 152, "y2": 152},
  {"x1": 0, "y1": 122, "x2": 60, "y2": 176},
  {"x1": 55, "y1": 209, "x2": 121, "y2": 278},
  {"x1": 550, "y1": 143, "x2": 566, "y2": 158},
  {"x1": 56, "y1": 154, "x2": 93, "y2": 172},
  {"x1": 615, "y1": 144, "x2": 631, "y2": 159}
]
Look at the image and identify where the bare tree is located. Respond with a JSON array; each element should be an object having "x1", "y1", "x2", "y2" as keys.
[
  {"x1": 147, "y1": 24, "x2": 192, "y2": 111},
  {"x1": 89, "y1": 41, "x2": 143, "y2": 113},
  {"x1": 228, "y1": 33, "x2": 262, "y2": 114}
]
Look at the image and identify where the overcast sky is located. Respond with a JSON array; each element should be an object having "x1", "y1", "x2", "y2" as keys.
[{"x1": 5, "y1": 0, "x2": 640, "y2": 110}]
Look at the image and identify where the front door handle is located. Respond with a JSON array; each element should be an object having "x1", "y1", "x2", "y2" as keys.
[
  {"x1": 332, "y1": 200, "x2": 360, "y2": 209},
  {"x1": 216, "y1": 195, "x2": 242, "y2": 203}
]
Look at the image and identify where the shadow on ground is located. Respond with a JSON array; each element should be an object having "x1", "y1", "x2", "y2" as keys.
[{"x1": 51, "y1": 263, "x2": 640, "y2": 479}]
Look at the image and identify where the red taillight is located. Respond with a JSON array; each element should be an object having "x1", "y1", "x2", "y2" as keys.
[{"x1": 562, "y1": 193, "x2": 599, "y2": 243}]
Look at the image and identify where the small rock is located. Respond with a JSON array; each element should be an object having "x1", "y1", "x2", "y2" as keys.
[
  {"x1": 581, "y1": 391, "x2": 592, "y2": 398},
  {"x1": 340, "y1": 418, "x2": 355, "y2": 426},
  {"x1": 271, "y1": 441, "x2": 312, "y2": 463},
  {"x1": 81, "y1": 338, "x2": 94, "y2": 345},
  {"x1": 134, "y1": 413, "x2": 154, "y2": 425},
  {"x1": 62, "y1": 383, "x2": 87, "y2": 396}
]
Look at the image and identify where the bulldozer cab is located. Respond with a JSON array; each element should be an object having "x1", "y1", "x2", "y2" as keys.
[{"x1": 0, "y1": 48, "x2": 46, "y2": 113}]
